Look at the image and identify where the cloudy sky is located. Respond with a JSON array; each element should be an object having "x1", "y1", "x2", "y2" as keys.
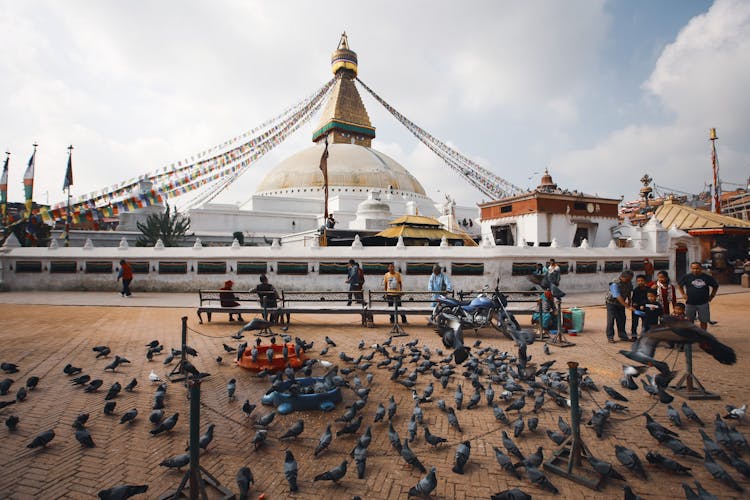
[{"x1": 1, "y1": 0, "x2": 748, "y2": 210}]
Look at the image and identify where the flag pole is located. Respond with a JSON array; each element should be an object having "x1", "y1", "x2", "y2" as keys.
[
  {"x1": 1, "y1": 151, "x2": 9, "y2": 229},
  {"x1": 710, "y1": 128, "x2": 721, "y2": 214},
  {"x1": 65, "y1": 145, "x2": 74, "y2": 247},
  {"x1": 319, "y1": 135, "x2": 330, "y2": 246}
]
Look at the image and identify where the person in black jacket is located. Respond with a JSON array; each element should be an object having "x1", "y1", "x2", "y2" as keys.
[{"x1": 630, "y1": 275, "x2": 649, "y2": 340}]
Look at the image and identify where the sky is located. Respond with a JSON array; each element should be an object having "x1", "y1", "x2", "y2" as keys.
[{"x1": 1, "y1": 0, "x2": 748, "y2": 210}]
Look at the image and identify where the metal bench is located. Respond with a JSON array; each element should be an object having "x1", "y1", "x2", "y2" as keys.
[
  {"x1": 196, "y1": 290, "x2": 280, "y2": 324},
  {"x1": 457, "y1": 289, "x2": 543, "y2": 316},
  {"x1": 280, "y1": 290, "x2": 369, "y2": 325}
]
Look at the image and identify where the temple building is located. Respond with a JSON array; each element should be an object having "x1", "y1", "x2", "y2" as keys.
[
  {"x1": 478, "y1": 170, "x2": 621, "y2": 247},
  {"x1": 187, "y1": 34, "x2": 479, "y2": 245}
]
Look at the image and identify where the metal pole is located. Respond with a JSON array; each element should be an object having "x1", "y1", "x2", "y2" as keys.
[
  {"x1": 710, "y1": 128, "x2": 721, "y2": 214},
  {"x1": 684, "y1": 344, "x2": 694, "y2": 391},
  {"x1": 180, "y1": 316, "x2": 188, "y2": 374},
  {"x1": 567, "y1": 361, "x2": 580, "y2": 472},
  {"x1": 65, "y1": 145, "x2": 73, "y2": 247},
  {"x1": 188, "y1": 381, "x2": 201, "y2": 500}
]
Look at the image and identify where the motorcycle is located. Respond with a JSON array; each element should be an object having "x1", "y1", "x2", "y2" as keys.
[{"x1": 431, "y1": 284, "x2": 522, "y2": 340}]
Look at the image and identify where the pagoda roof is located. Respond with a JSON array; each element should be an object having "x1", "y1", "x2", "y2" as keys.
[{"x1": 655, "y1": 202, "x2": 750, "y2": 234}]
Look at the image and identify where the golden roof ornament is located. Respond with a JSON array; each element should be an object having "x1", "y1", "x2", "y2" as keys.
[{"x1": 331, "y1": 32, "x2": 358, "y2": 77}]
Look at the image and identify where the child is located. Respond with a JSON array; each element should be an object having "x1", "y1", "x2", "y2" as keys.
[
  {"x1": 671, "y1": 302, "x2": 686, "y2": 320},
  {"x1": 630, "y1": 275, "x2": 649, "y2": 340},
  {"x1": 640, "y1": 289, "x2": 662, "y2": 333}
]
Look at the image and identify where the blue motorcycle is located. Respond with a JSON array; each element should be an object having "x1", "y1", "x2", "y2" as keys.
[{"x1": 431, "y1": 285, "x2": 521, "y2": 340}]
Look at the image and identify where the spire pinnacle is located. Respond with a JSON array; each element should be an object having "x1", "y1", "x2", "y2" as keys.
[{"x1": 331, "y1": 32, "x2": 358, "y2": 77}]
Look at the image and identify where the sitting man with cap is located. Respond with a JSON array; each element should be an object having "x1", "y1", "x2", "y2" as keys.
[{"x1": 219, "y1": 280, "x2": 243, "y2": 322}]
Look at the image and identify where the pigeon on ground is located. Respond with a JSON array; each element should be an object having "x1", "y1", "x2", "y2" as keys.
[
  {"x1": 250, "y1": 429, "x2": 267, "y2": 449},
  {"x1": 119, "y1": 409, "x2": 138, "y2": 425},
  {"x1": 97, "y1": 484, "x2": 148, "y2": 500},
  {"x1": 227, "y1": 379, "x2": 237, "y2": 401},
  {"x1": 1, "y1": 363, "x2": 19, "y2": 374},
  {"x1": 255, "y1": 411, "x2": 276, "y2": 428},
  {"x1": 502, "y1": 431, "x2": 524, "y2": 461},
  {"x1": 27, "y1": 429, "x2": 55, "y2": 448},
  {"x1": 491, "y1": 488, "x2": 532, "y2": 500},
  {"x1": 452, "y1": 441, "x2": 471, "y2": 474},
  {"x1": 408, "y1": 467, "x2": 437, "y2": 497},
  {"x1": 75, "y1": 428, "x2": 96, "y2": 448},
  {"x1": 313, "y1": 460, "x2": 347, "y2": 483},
  {"x1": 85, "y1": 379, "x2": 104, "y2": 392},
  {"x1": 71, "y1": 375, "x2": 91, "y2": 386},
  {"x1": 724, "y1": 404, "x2": 747, "y2": 421},
  {"x1": 5, "y1": 415, "x2": 19, "y2": 431},
  {"x1": 603, "y1": 385, "x2": 629, "y2": 402},
  {"x1": 236, "y1": 466, "x2": 254, "y2": 499},
  {"x1": 280, "y1": 420, "x2": 304, "y2": 439},
  {"x1": 160, "y1": 453, "x2": 190, "y2": 469},
  {"x1": 614, "y1": 445, "x2": 647, "y2": 480},
  {"x1": 283, "y1": 450, "x2": 298, "y2": 492},
  {"x1": 353, "y1": 444, "x2": 368, "y2": 479},
  {"x1": 446, "y1": 407, "x2": 462, "y2": 433},
  {"x1": 667, "y1": 405, "x2": 682, "y2": 427},
  {"x1": 149, "y1": 410, "x2": 164, "y2": 425},
  {"x1": 336, "y1": 415, "x2": 363, "y2": 436},
  {"x1": 588, "y1": 455, "x2": 626, "y2": 481},
  {"x1": 105, "y1": 382, "x2": 122, "y2": 401},
  {"x1": 682, "y1": 402, "x2": 705, "y2": 427},
  {"x1": 374, "y1": 403, "x2": 385, "y2": 422},
  {"x1": 424, "y1": 426, "x2": 447, "y2": 447},
  {"x1": 241, "y1": 400, "x2": 256, "y2": 418},
  {"x1": 663, "y1": 437, "x2": 702, "y2": 458},
  {"x1": 314, "y1": 425, "x2": 332, "y2": 457},
  {"x1": 400, "y1": 438, "x2": 426, "y2": 473},
  {"x1": 104, "y1": 401, "x2": 116, "y2": 415},
  {"x1": 646, "y1": 451, "x2": 692, "y2": 475},
  {"x1": 493, "y1": 446, "x2": 521, "y2": 479},
  {"x1": 150, "y1": 412, "x2": 178, "y2": 435},
  {"x1": 64, "y1": 364, "x2": 83, "y2": 376},
  {"x1": 124, "y1": 378, "x2": 137, "y2": 392},
  {"x1": 25, "y1": 376, "x2": 39, "y2": 391},
  {"x1": 525, "y1": 465, "x2": 559, "y2": 494},
  {"x1": 703, "y1": 452, "x2": 743, "y2": 492},
  {"x1": 191, "y1": 423, "x2": 215, "y2": 451}
]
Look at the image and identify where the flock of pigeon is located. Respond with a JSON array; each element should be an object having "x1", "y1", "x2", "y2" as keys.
[{"x1": 0, "y1": 312, "x2": 748, "y2": 499}]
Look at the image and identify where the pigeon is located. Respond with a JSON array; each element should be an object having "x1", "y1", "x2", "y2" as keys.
[
  {"x1": 525, "y1": 465, "x2": 559, "y2": 494},
  {"x1": 0, "y1": 400, "x2": 16, "y2": 411},
  {"x1": 27, "y1": 429, "x2": 55, "y2": 448},
  {"x1": 506, "y1": 395, "x2": 526, "y2": 412},
  {"x1": 546, "y1": 429, "x2": 567, "y2": 446},
  {"x1": 223, "y1": 343, "x2": 237, "y2": 353},
  {"x1": 314, "y1": 424, "x2": 333, "y2": 457},
  {"x1": 194, "y1": 423, "x2": 215, "y2": 451},
  {"x1": 84, "y1": 379, "x2": 104, "y2": 392},
  {"x1": 724, "y1": 404, "x2": 747, "y2": 421},
  {"x1": 255, "y1": 411, "x2": 276, "y2": 428},
  {"x1": 646, "y1": 451, "x2": 692, "y2": 475},
  {"x1": 603, "y1": 385, "x2": 629, "y2": 402},
  {"x1": 388, "y1": 422, "x2": 403, "y2": 453},
  {"x1": 119, "y1": 408, "x2": 138, "y2": 425},
  {"x1": 314, "y1": 459, "x2": 348, "y2": 483},
  {"x1": 15, "y1": 387, "x2": 27, "y2": 402},
  {"x1": 236, "y1": 466, "x2": 254, "y2": 500},
  {"x1": 636, "y1": 316, "x2": 736, "y2": 365},
  {"x1": 92, "y1": 346, "x2": 111, "y2": 358},
  {"x1": 1, "y1": 362, "x2": 19, "y2": 374},
  {"x1": 682, "y1": 402, "x2": 705, "y2": 427},
  {"x1": 25, "y1": 376, "x2": 39, "y2": 391},
  {"x1": 446, "y1": 406, "x2": 462, "y2": 433},
  {"x1": 283, "y1": 450, "x2": 298, "y2": 492},
  {"x1": 149, "y1": 410, "x2": 164, "y2": 425},
  {"x1": 148, "y1": 370, "x2": 160, "y2": 382},
  {"x1": 502, "y1": 431, "x2": 524, "y2": 461},
  {"x1": 407, "y1": 415, "x2": 417, "y2": 442},
  {"x1": 250, "y1": 429, "x2": 267, "y2": 449},
  {"x1": 455, "y1": 384, "x2": 463, "y2": 410},
  {"x1": 424, "y1": 426, "x2": 447, "y2": 447},
  {"x1": 5, "y1": 415, "x2": 19, "y2": 431},
  {"x1": 0, "y1": 379, "x2": 13, "y2": 396},
  {"x1": 699, "y1": 429, "x2": 731, "y2": 463},
  {"x1": 387, "y1": 395, "x2": 398, "y2": 420},
  {"x1": 75, "y1": 428, "x2": 96, "y2": 448},
  {"x1": 374, "y1": 403, "x2": 386, "y2": 423},
  {"x1": 324, "y1": 336, "x2": 337, "y2": 347},
  {"x1": 123, "y1": 378, "x2": 137, "y2": 392},
  {"x1": 623, "y1": 485, "x2": 645, "y2": 500},
  {"x1": 513, "y1": 415, "x2": 524, "y2": 438},
  {"x1": 491, "y1": 488, "x2": 532, "y2": 500},
  {"x1": 703, "y1": 452, "x2": 743, "y2": 492},
  {"x1": 337, "y1": 415, "x2": 363, "y2": 436},
  {"x1": 400, "y1": 438, "x2": 427, "y2": 473},
  {"x1": 452, "y1": 441, "x2": 471, "y2": 474},
  {"x1": 588, "y1": 455, "x2": 626, "y2": 481},
  {"x1": 493, "y1": 404, "x2": 509, "y2": 424},
  {"x1": 667, "y1": 405, "x2": 682, "y2": 427},
  {"x1": 160, "y1": 453, "x2": 190, "y2": 469},
  {"x1": 645, "y1": 413, "x2": 678, "y2": 442},
  {"x1": 241, "y1": 400, "x2": 256, "y2": 418},
  {"x1": 466, "y1": 389, "x2": 481, "y2": 410},
  {"x1": 280, "y1": 420, "x2": 304, "y2": 439},
  {"x1": 105, "y1": 382, "x2": 122, "y2": 401},
  {"x1": 227, "y1": 379, "x2": 237, "y2": 401},
  {"x1": 663, "y1": 437, "x2": 702, "y2": 458},
  {"x1": 97, "y1": 484, "x2": 149, "y2": 500},
  {"x1": 614, "y1": 445, "x2": 647, "y2": 480},
  {"x1": 64, "y1": 364, "x2": 83, "y2": 376},
  {"x1": 409, "y1": 467, "x2": 437, "y2": 497},
  {"x1": 150, "y1": 412, "x2": 178, "y2": 435},
  {"x1": 693, "y1": 481, "x2": 718, "y2": 499},
  {"x1": 71, "y1": 375, "x2": 91, "y2": 386},
  {"x1": 493, "y1": 446, "x2": 521, "y2": 479},
  {"x1": 104, "y1": 401, "x2": 116, "y2": 415},
  {"x1": 353, "y1": 444, "x2": 368, "y2": 479}
]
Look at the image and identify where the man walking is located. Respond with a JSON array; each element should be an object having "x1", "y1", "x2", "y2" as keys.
[
  {"x1": 604, "y1": 270, "x2": 634, "y2": 343},
  {"x1": 117, "y1": 259, "x2": 133, "y2": 297},
  {"x1": 677, "y1": 262, "x2": 719, "y2": 330}
]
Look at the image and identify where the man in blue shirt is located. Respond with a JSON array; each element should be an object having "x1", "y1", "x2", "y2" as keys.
[
  {"x1": 428, "y1": 265, "x2": 452, "y2": 306},
  {"x1": 604, "y1": 270, "x2": 634, "y2": 343}
]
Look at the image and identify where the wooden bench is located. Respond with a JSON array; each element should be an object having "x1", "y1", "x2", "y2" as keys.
[
  {"x1": 196, "y1": 290, "x2": 281, "y2": 324},
  {"x1": 280, "y1": 290, "x2": 368, "y2": 325},
  {"x1": 366, "y1": 290, "x2": 454, "y2": 324}
]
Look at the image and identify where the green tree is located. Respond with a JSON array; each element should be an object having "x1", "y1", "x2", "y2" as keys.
[{"x1": 136, "y1": 205, "x2": 190, "y2": 247}]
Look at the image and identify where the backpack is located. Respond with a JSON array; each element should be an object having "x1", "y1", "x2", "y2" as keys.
[{"x1": 357, "y1": 266, "x2": 365, "y2": 285}]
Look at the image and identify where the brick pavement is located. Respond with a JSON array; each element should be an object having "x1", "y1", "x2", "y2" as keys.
[{"x1": 0, "y1": 291, "x2": 748, "y2": 499}]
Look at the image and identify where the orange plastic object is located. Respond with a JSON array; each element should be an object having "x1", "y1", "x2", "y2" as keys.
[{"x1": 236, "y1": 343, "x2": 305, "y2": 372}]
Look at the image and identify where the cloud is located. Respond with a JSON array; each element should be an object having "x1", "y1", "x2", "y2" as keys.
[{"x1": 553, "y1": 0, "x2": 750, "y2": 198}]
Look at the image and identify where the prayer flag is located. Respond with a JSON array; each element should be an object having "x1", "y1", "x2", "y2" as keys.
[
  {"x1": 23, "y1": 147, "x2": 36, "y2": 216},
  {"x1": 63, "y1": 151, "x2": 73, "y2": 190}
]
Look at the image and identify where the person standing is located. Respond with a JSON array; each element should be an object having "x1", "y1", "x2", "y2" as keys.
[
  {"x1": 547, "y1": 259, "x2": 561, "y2": 287},
  {"x1": 427, "y1": 265, "x2": 452, "y2": 306},
  {"x1": 346, "y1": 259, "x2": 364, "y2": 305},
  {"x1": 643, "y1": 258, "x2": 655, "y2": 283},
  {"x1": 654, "y1": 270, "x2": 677, "y2": 316},
  {"x1": 677, "y1": 262, "x2": 719, "y2": 330},
  {"x1": 117, "y1": 259, "x2": 133, "y2": 297},
  {"x1": 383, "y1": 262, "x2": 407, "y2": 324},
  {"x1": 604, "y1": 270, "x2": 634, "y2": 343},
  {"x1": 630, "y1": 275, "x2": 649, "y2": 340}
]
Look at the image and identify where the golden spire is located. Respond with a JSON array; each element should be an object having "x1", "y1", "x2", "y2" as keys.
[{"x1": 331, "y1": 32, "x2": 358, "y2": 77}]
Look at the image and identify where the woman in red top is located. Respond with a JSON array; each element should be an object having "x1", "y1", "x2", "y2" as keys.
[{"x1": 654, "y1": 270, "x2": 676, "y2": 315}]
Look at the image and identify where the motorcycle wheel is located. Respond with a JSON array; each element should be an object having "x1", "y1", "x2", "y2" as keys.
[
  {"x1": 431, "y1": 304, "x2": 454, "y2": 329},
  {"x1": 489, "y1": 311, "x2": 514, "y2": 340}
]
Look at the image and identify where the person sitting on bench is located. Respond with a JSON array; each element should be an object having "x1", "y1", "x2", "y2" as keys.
[
  {"x1": 219, "y1": 280, "x2": 243, "y2": 322},
  {"x1": 250, "y1": 274, "x2": 287, "y2": 324}
]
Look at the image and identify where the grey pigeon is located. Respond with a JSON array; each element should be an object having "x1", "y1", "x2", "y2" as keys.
[
  {"x1": 603, "y1": 385, "x2": 628, "y2": 402},
  {"x1": 160, "y1": 453, "x2": 190, "y2": 469},
  {"x1": 196, "y1": 423, "x2": 214, "y2": 450},
  {"x1": 255, "y1": 411, "x2": 276, "y2": 428},
  {"x1": 646, "y1": 451, "x2": 692, "y2": 475},
  {"x1": 336, "y1": 414, "x2": 362, "y2": 436},
  {"x1": 75, "y1": 428, "x2": 95, "y2": 448},
  {"x1": 614, "y1": 445, "x2": 647, "y2": 480},
  {"x1": 84, "y1": 379, "x2": 104, "y2": 392},
  {"x1": 123, "y1": 378, "x2": 137, "y2": 392},
  {"x1": 502, "y1": 431, "x2": 524, "y2": 461},
  {"x1": 667, "y1": 405, "x2": 682, "y2": 427},
  {"x1": 525, "y1": 465, "x2": 558, "y2": 494},
  {"x1": 513, "y1": 415, "x2": 524, "y2": 437},
  {"x1": 241, "y1": 400, "x2": 256, "y2": 418},
  {"x1": 97, "y1": 484, "x2": 148, "y2": 500},
  {"x1": 682, "y1": 402, "x2": 705, "y2": 426},
  {"x1": 374, "y1": 402, "x2": 385, "y2": 422},
  {"x1": 588, "y1": 455, "x2": 626, "y2": 481},
  {"x1": 400, "y1": 438, "x2": 426, "y2": 473},
  {"x1": 663, "y1": 437, "x2": 702, "y2": 458},
  {"x1": 150, "y1": 412, "x2": 178, "y2": 435},
  {"x1": 313, "y1": 459, "x2": 347, "y2": 483},
  {"x1": 119, "y1": 409, "x2": 138, "y2": 425},
  {"x1": 455, "y1": 384, "x2": 463, "y2": 409},
  {"x1": 105, "y1": 382, "x2": 122, "y2": 401},
  {"x1": 388, "y1": 422, "x2": 402, "y2": 453},
  {"x1": 523, "y1": 446, "x2": 544, "y2": 468},
  {"x1": 446, "y1": 406, "x2": 462, "y2": 433},
  {"x1": 314, "y1": 424, "x2": 333, "y2": 456},
  {"x1": 149, "y1": 410, "x2": 163, "y2": 425},
  {"x1": 27, "y1": 429, "x2": 55, "y2": 448},
  {"x1": 5, "y1": 415, "x2": 19, "y2": 431},
  {"x1": 284, "y1": 450, "x2": 298, "y2": 492},
  {"x1": 408, "y1": 467, "x2": 437, "y2": 497},
  {"x1": 424, "y1": 426, "x2": 447, "y2": 447},
  {"x1": 280, "y1": 419, "x2": 304, "y2": 439},
  {"x1": 493, "y1": 446, "x2": 521, "y2": 479},
  {"x1": 236, "y1": 466, "x2": 254, "y2": 499},
  {"x1": 387, "y1": 395, "x2": 397, "y2": 420},
  {"x1": 250, "y1": 429, "x2": 267, "y2": 449},
  {"x1": 227, "y1": 379, "x2": 236, "y2": 401},
  {"x1": 452, "y1": 441, "x2": 471, "y2": 474},
  {"x1": 353, "y1": 444, "x2": 367, "y2": 479},
  {"x1": 104, "y1": 401, "x2": 116, "y2": 415},
  {"x1": 703, "y1": 452, "x2": 743, "y2": 492},
  {"x1": 72, "y1": 413, "x2": 89, "y2": 430}
]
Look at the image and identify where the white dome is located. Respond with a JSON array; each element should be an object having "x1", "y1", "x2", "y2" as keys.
[{"x1": 256, "y1": 143, "x2": 427, "y2": 196}]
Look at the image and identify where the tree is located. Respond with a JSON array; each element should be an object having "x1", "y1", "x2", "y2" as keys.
[
  {"x1": 233, "y1": 231, "x2": 245, "y2": 246},
  {"x1": 136, "y1": 205, "x2": 190, "y2": 247}
]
